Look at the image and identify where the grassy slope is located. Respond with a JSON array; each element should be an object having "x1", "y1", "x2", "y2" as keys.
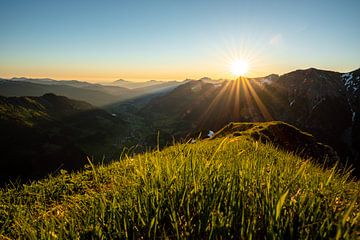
[
  {"x1": 0, "y1": 137, "x2": 359, "y2": 239},
  {"x1": 212, "y1": 121, "x2": 340, "y2": 165}
]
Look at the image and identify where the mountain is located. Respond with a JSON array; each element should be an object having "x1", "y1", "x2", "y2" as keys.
[
  {"x1": 341, "y1": 68, "x2": 360, "y2": 162},
  {"x1": 197, "y1": 76, "x2": 227, "y2": 84},
  {"x1": 250, "y1": 74, "x2": 280, "y2": 84},
  {"x1": 268, "y1": 68, "x2": 360, "y2": 173},
  {"x1": 0, "y1": 94, "x2": 127, "y2": 182},
  {"x1": 107, "y1": 79, "x2": 184, "y2": 101},
  {"x1": 8, "y1": 77, "x2": 136, "y2": 96},
  {"x1": 111, "y1": 79, "x2": 163, "y2": 88},
  {"x1": 141, "y1": 78, "x2": 279, "y2": 135},
  {"x1": 10, "y1": 77, "x2": 95, "y2": 88},
  {"x1": 141, "y1": 68, "x2": 360, "y2": 174},
  {"x1": 1, "y1": 123, "x2": 358, "y2": 238},
  {"x1": 0, "y1": 80, "x2": 129, "y2": 106},
  {"x1": 108, "y1": 79, "x2": 167, "y2": 89}
]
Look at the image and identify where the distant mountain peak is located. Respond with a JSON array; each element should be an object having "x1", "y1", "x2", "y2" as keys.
[
  {"x1": 198, "y1": 77, "x2": 212, "y2": 81},
  {"x1": 113, "y1": 79, "x2": 128, "y2": 83},
  {"x1": 265, "y1": 73, "x2": 279, "y2": 78}
]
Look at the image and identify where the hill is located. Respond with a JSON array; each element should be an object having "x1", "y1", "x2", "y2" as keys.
[
  {"x1": 0, "y1": 94, "x2": 127, "y2": 183},
  {"x1": 0, "y1": 130, "x2": 358, "y2": 238}
]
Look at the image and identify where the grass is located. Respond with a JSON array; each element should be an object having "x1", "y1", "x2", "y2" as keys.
[
  {"x1": 213, "y1": 121, "x2": 314, "y2": 138},
  {"x1": 0, "y1": 136, "x2": 359, "y2": 239}
]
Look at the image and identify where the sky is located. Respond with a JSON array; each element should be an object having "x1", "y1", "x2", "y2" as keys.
[{"x1": 0, "y1": 0, "x2": 359, "y2": 82}]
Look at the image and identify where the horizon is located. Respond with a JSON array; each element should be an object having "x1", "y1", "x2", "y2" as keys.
[
  {"x1": 1, "y1": 0, "x2": 359, "y2": 82},
  {"x1": 1, "y1": 66, "x2": 359, "y2": 83}
]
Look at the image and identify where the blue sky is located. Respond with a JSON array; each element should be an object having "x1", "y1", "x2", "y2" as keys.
[{"x1": 0, "y1": 0, "x2": 359, "y2": 81}]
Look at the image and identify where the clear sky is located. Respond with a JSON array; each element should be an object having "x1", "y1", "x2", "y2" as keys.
[{"x1": 0, "y1": 0, "x2": 359, "y2": 82}]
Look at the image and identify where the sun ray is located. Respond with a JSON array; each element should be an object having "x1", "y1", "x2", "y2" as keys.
[
  {"x1": 243, "y1": 78, "x2": 273, "y2": 120},
  {"x1": 197, "y1": 81, "x2": 231, "y2": 128},
  {"x1": 233, "y1": 79, "x2": 241, "y2": 119}
]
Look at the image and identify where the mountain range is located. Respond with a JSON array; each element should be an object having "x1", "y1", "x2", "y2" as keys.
[
  {"x1": 1, "y1": 67, "x2": 359, "y2": 182},
  {"x1": 0, "y1": 77, "x2": 183, "y2": 106}
]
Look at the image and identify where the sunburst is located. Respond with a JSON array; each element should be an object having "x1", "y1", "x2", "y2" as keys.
[{"x1": 230, "y1": 59, "x2": 249, "y2": 77}]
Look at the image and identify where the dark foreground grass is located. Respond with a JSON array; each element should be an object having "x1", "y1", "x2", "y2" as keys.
[{"x1": 0, "y1": 137, "x2": 359, "y2": 239}]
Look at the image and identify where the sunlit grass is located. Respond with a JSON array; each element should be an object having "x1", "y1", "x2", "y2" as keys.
[{"x1": 0, "y1": 137, "x2": 359, "y2": 239}]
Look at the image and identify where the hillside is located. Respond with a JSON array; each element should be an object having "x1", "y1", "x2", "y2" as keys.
[
  {"x1": 0, "y1": 94, "x2": 127, "y2": 183},
  {"x1": 0, "y1": 132, "x2": 358, "y2": 239}
]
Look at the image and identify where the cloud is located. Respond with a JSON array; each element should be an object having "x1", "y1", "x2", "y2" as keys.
[{"x1": 269, "y1": 34, "x2": 283, "y2": 46}]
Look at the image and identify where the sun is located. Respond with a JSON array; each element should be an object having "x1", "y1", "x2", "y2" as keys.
[{"x1": 230, "y1": 59, "x2": 249, "y2": 77}]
